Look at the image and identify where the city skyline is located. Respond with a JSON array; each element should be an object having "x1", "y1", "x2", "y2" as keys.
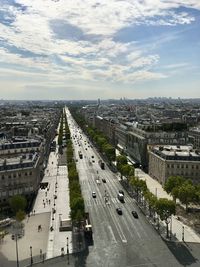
[{"x1": 0, "y1": 0, "x2": 200, "y2": 100}]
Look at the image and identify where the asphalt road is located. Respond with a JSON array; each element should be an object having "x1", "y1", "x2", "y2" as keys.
[{"x1": 65, "y1": 108, "x2": 200, "y2": 267}]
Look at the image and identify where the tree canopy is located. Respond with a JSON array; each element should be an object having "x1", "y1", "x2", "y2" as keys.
[{"x1": 9, "y1": 195, "x2": 27, "y2": 214}]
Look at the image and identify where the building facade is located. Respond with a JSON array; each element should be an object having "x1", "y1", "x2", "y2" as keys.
[
  {"x1": 149, "y1": 145, "x2": 200, "y2": 186},
  {"x1": 0, "y1": 152, "x2": 41, "y2": 203}
]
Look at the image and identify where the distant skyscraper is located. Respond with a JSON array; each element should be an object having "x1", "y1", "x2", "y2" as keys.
[{"x1": 97, "y1": 98, "x2": 100, "y2": 106}]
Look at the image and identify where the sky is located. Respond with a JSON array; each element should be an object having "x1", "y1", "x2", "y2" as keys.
[{"x1": 0, "y1": 0, "x2": 200, "y2": 100}]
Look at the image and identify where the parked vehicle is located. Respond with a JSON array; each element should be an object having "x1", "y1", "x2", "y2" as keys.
[{"x1": 84, "y1": 212, "x2": 93, "y2": 239}]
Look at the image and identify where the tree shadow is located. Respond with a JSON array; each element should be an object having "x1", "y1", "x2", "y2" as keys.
[{"x1": 165, "y1": 241, "x2": 199, "y2": 266}]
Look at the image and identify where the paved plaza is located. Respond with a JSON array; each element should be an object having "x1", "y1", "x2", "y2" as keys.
[{"x1": 0, "y1": 135, "x2": 72, "y2": 267}]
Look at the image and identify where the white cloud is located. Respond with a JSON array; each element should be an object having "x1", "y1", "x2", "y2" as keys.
[{"x1": 0, "y1": 0, "x2": 199, "y2": 96}]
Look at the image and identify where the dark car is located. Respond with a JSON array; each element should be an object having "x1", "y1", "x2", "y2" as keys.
[
  {"x1": 116, "y1": 208, "x2": 122, "y2": 215},
  {"x1": 119, "y1": 190, "x2": 124, "y2": 195},
  {"x1": 92, "y1": 192, "x2": 96, "y2": 198},
  {"x1": 132, "y1": 211, "x2": 138, "y2": 218},
  {"x1": 102, "y1": 178, "x2": 106, "y2": 183}
]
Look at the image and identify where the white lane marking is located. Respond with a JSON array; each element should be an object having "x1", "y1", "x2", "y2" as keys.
[
  {"x1": 110, "y1": 209, "x2": 127, "y2": 243},
  {"x1": 108, "y1": 225, "x2": 117, "y2": 244}
]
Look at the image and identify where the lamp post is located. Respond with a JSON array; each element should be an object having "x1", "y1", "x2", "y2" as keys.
[
  {"x1": 67, "y1": 237, "x2": 69, "y2": 265},
  {"x1": 59, "y1": 213, "x2": 62, "y2": 227},
  {"x1": 170, "y1": 215, "x2": 173, "y2": 240},
  {"x1": 15, "y1": 234, "x2": 19, "y2": 267},
  {"x1": 30, "y1": 246, "x2": 33, "y2": 265},
  {"x1": 10, "y1": 221, "x2": 24, "y2": 267},
  {"x1": 182, "y1": 226, "x2": 185, "y2": 242}
]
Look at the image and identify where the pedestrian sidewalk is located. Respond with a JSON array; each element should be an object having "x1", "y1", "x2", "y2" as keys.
[{"x1": 135, "y1": 168, "x2": 200, "y2": 243}]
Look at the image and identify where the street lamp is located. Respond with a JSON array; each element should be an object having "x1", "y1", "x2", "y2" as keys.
[
  {"x1": 66, "y1": 237, "x2": 69, "y2": 265},
  {"x1": 59, "y1": 213, "x2": 62, "y2": 227},
  {"x1": 66, "y1": 237, "x2": 69, "y2": 254},
  {"x1": 10, "y1": 221, "x2": 24, "y2": 267},
  {"x1": 12, "y1": 234, "x2": 19, "y2": 267},
  {"x1": 182, "y1": 226, "x2": 185, "y2": 242},
  {"x1": 30, "y1": 246, "x2": 33, "y2": 265},
  {"x1": 170, "y1": 215, "x2": 173, "y2": 240}
]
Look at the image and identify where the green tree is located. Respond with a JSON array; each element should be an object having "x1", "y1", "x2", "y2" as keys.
[
  {"x1": 164, "y1": 176, "x2": 185, "y2": 202},
  {"x1": 130, "y1": 177, "x2": 147, "y2": 202},
  {"x1": 70, "y1": 197, "x2": 85, "y2": 221},
  {"x1": 102, "y1": 143, "x2": 116, "y2": 162},
  {"x1": 9, "y1": 195, "x2": 27, "y2": 214},
  {"x1": 116, "y1": 155, "x2": 127, "y2": 168},
  {"x1": 121, "y1": 164, "x2": 133, "y2": 177},
  {"x1": 144, "y1": 191, "x2": 157, "y2": 217},
  {"x1": 156, "y1": 198, "x2": 176, "y2": 238},
  {"x1": 16, "y1": 210, "x2": 26, "y2": 222},
  {"x1": 178, "y1": 182, "x2": 196, "y2": 212}
]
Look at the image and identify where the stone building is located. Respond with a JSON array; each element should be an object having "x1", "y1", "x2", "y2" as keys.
[
  {"x1": 149, "y1": 145, "x2": 200, "y2": 186},
  {"x1": 0, "y1": 152, "x2": 41, "y2": 203}
]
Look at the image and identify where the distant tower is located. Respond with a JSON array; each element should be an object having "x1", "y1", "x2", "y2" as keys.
[{"x1": 97, "y1": 98, "x2": 100, "y2": 106}]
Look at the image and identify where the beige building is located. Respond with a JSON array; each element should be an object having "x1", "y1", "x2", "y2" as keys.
[
  {"x1": 0, "y1": 152, "x2": 41, "y2": 204},
  {"x1": 149, "y1": 145, "x2": 200, "y2": 186}
]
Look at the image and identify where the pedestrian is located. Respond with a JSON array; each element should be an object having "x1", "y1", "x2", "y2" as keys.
[
  {"x1": 40, "y1": 249, "x2": 42, "y2": 258},
  {"x1": 45, "y1": 192, "x2": 47, "y2": 197},
  {"x1": 49, "y1": 199, "x2": 51, "y2": 205},
  {"x1": 33, "y1": 210, "x2": 35, "y2": 215},
  {"x1": 43, "y1": 203, "x2": 45, "y2": 208}
]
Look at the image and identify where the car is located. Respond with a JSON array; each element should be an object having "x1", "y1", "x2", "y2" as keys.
[
  {"x1": 116, "y1": 208, "x2": 122, "y2": 215},
  {"x1": 102, "y1": 178, "x2": 106, "y2": 183},
  {"x1": 92, "y1": 192, "x2": 96, "y2": 198},
  {"x1": 132, "y1": 211, "x2": 138, "y2": 218},
  {"x1": 119, "y1": 190, "x2": 124, "y2": 195}
]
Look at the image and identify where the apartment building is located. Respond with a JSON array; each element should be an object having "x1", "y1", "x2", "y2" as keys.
[
  {"x1": 0, "y1": 152, "x2": 41, "y2": 203},
  {"x1": 149, "y1": 145, "x2": 200, "y2": 186}
]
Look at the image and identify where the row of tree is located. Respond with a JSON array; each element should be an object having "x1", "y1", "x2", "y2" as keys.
[
  {"x1": 64, "y1": 112, "x2": 85, "y2": 223},
  {"x1": 129, "y1": 176, "x2": 175, "y2": 238},
  {"x1": 116, "y1": 155, "x2": 135, "y2": 178},
  {"x1": 164, "y1": 176, "x2": 200, "y2": 212},
  {"x1": 116, "y1": 154, "x2": 175, "y2": 238},
  {"x1": 69, "y1": 107, "x2": 116, "y2": 163},
  {"x1": 58, "y1": 111, "x2": 64, "y2": 146}
]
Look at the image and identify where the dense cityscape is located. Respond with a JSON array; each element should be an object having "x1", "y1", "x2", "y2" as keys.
[
  {"x1": 0, "y1": 0, "x2": 200, "y2": 266},
  {"x1": 0, "y1": 99, "x2": 200, "y2": 267}
]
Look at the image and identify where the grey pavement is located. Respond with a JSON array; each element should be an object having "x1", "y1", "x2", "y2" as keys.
[
  {"x1": 0, "y1": 130, "x2": 73, "y2": 267},
  {"x1": 0, "y1": 212, "x2": 50, "y2": 267},
  {"x1": 136, "y1": 168, "x2": 200, "y2": 243}
]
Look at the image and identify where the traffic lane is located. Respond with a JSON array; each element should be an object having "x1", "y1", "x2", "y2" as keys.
[
  {"x1": 86, "y1": 201, "x2": 181, "y2": 267},
  {"x1": 78, "y1": 160, "x2": 182, "y2": 266}
]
